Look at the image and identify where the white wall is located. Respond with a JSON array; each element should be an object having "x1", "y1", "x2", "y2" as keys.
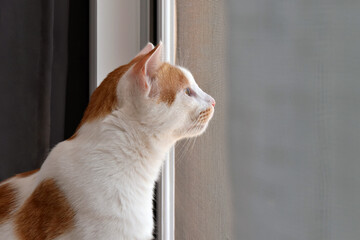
[{"x1": 94, "y1": 0, "x2": 140, "y2": 86}]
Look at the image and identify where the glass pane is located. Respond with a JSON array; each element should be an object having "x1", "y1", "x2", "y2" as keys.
[{"x1": 176, "y1": 0, "x2": 360, "y2": 239}]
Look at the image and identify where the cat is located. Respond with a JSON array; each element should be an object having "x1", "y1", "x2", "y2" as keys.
[{"x1": 0, "y1": 42, "x2": 215, "y2": 240}]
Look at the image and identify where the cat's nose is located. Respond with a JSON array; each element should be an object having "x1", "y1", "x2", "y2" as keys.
[
  {"x1": 209, "y1": 96, "x2": 216, "y2": 107},
  {"x1": 203, "y1": 93, "x2": 215, "y2": 107}
]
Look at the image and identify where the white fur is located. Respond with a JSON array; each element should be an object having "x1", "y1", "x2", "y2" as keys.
[{"x1": 0, "y1": 43, "x2": 215, "y2": 240}]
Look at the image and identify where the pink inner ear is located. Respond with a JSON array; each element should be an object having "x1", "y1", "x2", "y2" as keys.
[
  {"x1": 133, "y1": 42, "x2": 163, "y2": 77},
  {"x1": 135, "y1": 42, "x2": 154, "y2": 58},
  {"x1": 132, "y1": 42, "x2": 163, "y2": 92},
  {"x1": 144, "y1": 42, "x2": 163, "y2": 77}
]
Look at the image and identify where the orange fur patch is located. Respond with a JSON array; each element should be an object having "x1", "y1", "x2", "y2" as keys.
[
  {"x1": 156, "y1": 63, "x2": 189, "y2": 105},
  {"x1": 68, "y1": 54, "x2": 146, "y2": 140},
  {"x1": 16, "y1": 169, "x2": 39, "y2": 178},
  {"x1": 198, "y1": 108, "x2": 213, "y2": 124},
  {"x1": 0, "y1": 183, "x2": 17, "y2": 225},
  {"x1": 15, "y1": 179, "x2": 75, "y2": 240}
]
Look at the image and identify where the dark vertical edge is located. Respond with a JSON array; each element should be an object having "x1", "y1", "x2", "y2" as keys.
[
  {"x1": 155, "y1": 0, "x2": 162, "y2": 237},
  {"x1": 155, "y1": 1, "x2": 161, "y2": 237},
  {"x1": 64, "y1": 0, "x2": 89, "y2": 139},
  {"x1": 50, "y1": 0, "x2": 69, "y2": 148},
  {"x1": 89, "y1": 0, "x2": 97, "y2": 94},
  {"x1": 141, "y1": 1, "x2": 160, "y2": 238},
  {"x1": 37, "y1": 0, "x2": 54, "y2": 165},
  {"x1": 150, "y1": 0, "x2": 158, "y2": 44},
  {"x1": 149, "y1": 1, "x2": 159, "y2": 238}
]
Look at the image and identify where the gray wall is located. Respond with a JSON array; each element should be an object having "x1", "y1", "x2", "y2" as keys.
[{"x1": 228, "y1": 0, "x2": 360, "y2": 239}]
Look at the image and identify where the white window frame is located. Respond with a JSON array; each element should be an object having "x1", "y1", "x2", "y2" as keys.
[
  {"x1": 90, "y1": 1, "x2": 176, "y2": 239},
  {"x1": 157, "y1": 3, "x2": 176, "y2": 240}
]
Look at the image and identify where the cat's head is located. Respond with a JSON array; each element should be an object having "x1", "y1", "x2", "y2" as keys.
[{"x1": 74, "y1": 42, "x2": 215, "y2": 141}]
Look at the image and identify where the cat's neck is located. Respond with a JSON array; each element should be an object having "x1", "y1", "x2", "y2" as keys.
[
  {"x1": 69, "y1": 111, "x2": 175, "y2": 182},
  {"x1": 39, "y1": 112, "x2": 173, "y2": 232}
]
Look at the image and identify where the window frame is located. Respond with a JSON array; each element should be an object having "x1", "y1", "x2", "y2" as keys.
[{"x1": 157, "y1": 2, "x2": 176, "y2": 239}]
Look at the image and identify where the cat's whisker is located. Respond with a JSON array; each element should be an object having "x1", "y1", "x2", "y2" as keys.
[
  {"x1": 188, "y1": 136, "x2": 198, "y2": 154},
  {"x1": 175, "y1": 116, "x2": 205, "y2": 167},
  {"x1": 175, "y1": 118, "x2": 200, "y2": 165},
  {"x1": 176, "y1": 137, "x2": 197, "y2": 166},
  {"x1": 175, "y1": 138, "x2": 193, "y2": 166},
  {"x1": 176, "y1": 139, "x2": 189, "y2": 155}
]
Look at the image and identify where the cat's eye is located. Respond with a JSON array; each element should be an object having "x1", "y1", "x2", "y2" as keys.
[{"x1": 185, "y1": 87, "x2": 191, "y2": 96}]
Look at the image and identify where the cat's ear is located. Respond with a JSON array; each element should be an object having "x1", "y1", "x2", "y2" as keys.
[
  {"x1": 132, "y1": 42, "x2": 163, "y2": 92},
  {"x1": 143, "y1": 41, "x2": 163, "y2": 77},
  {"x1": 135, "y1": 42, "x2": 154, "y2": 58}
]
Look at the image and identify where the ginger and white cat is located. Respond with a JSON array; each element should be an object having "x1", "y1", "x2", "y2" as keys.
[{"x1": 0, "y1": 42, "x2": 215, "y2": 240}]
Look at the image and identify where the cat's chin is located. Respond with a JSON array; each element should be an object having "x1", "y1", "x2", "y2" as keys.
[
  {"x1": 181, "y1": 123, "x2": 208, "y2": 138},
  {"x1": 173, "y1": 124, "x2": 204, "y2": 140}
]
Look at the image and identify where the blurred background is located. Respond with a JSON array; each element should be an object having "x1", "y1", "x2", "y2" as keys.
[
  {"x1": 176, "y1": 0, "x2": 360, "y2": 239},
  {"x1": 2, "y1": 0, "x2": 360, "y2": 239}
]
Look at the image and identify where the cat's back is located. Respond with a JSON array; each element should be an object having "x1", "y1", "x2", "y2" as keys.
[
  {"x1": 0, "y1": 169, "x2": 40, "y2": 239},
  {"x1": 0, "y1": 168, "x2": 75, "y2": 240}
]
